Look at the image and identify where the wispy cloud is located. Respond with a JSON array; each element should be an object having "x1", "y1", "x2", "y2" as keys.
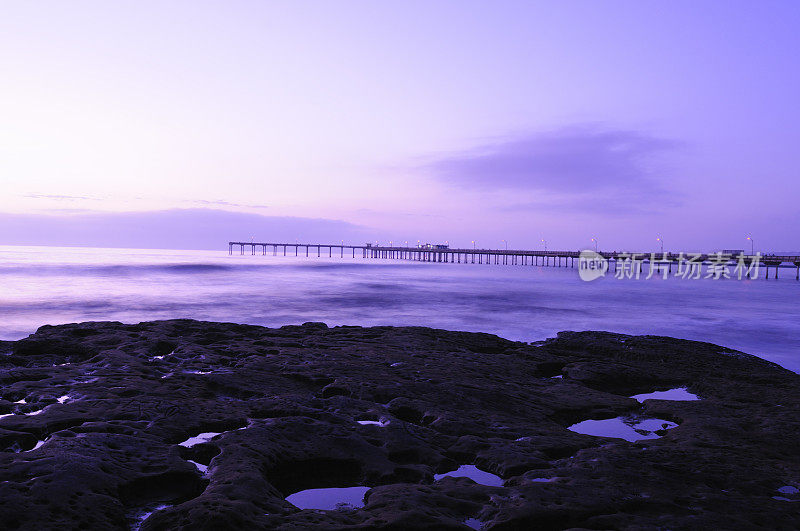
[
  {"x1": 25, "y1": 193, "x2": 101, "y2": 201},
  {"x1": 188, "y1": 199, "x2": 271, "y2": 209},
  {"x1": 425, "y1": 124, "x2": 682, "y2": 211},
  {"x1": 25, "y1": 195, "x2": 272, "y2": 211},
  {"x1": 354, "y1": 208, "x2": 445, "y2": 219}
]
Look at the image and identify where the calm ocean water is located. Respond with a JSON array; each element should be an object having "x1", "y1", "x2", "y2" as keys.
[{"x1": 1, "y1": 245, "x2": 798, "y2": 372}]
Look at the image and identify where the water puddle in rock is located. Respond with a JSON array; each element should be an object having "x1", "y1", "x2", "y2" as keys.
[
  {"x1": 774, "y1": 485, "x2": 799, "y2": 501},
  {"x1": 178, "y1": 432, "x2": 222, "y2": 447},
  {"x1": 568, "y1": 416, "x2": 678, "y2": 442},
  {"x1": 149, "y1": 350, "x2": 174, "y2": 361},
  {"x1": 131, "y1": 503, "x2": 171, "y2": 530},
  {"x1": 2, "y1": 396, "x2": 73, "y2": 418},
  {"x1": 178, "y1": 423, "x2": 248, "y2": 447},
  {"x1": 8, "y1": 438, "x2": 47, "y2": 453},
  {"x1": 434, "y1": 465, "x2": 503, "y2": 487},
  {"x1": 0, "y1": 404, "x2": 51, "y2": 418},
  {"x1": 187, "y1": 460, "x2": 208, "y2": 473},
  {"x1": 630, "y1": 387, "x2": 700, "y2": 402},
  {"x1": 463, "y1": 517, "x2": 483, "y2": 530},
  {"x1": 356, "y1": 418, "x2": 390, "y2": 427},
  {"x1": 285, "y1": 486, "x2": 370, "y2": 510}
]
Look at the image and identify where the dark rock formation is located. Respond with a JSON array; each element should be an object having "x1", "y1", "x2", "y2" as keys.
[{"x1": 0, "y1": 320, "x2": 798, "y2": 530}]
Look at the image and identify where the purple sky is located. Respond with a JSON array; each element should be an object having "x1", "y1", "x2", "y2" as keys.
[{"x1": 1, "y1": 1, "x2": 799, "y2": 252}]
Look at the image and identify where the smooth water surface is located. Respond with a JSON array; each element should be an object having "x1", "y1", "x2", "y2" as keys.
[
  {"x1": 434, "y1": 465, "x2": 503, "y2": 487},
  {"x1": 1, "y1": 245, "x2": 798, "y2": 372},
  {"x1": 568, "y1": 417, "x2": 679, "y2": 442},
  {"x1": 178, "y1": 432, "x2": 222, "y2": 447},
  {"x1": 630, "y1": 388, "x2": 701, "y2": 402},
  {"x1": 286, "y1": 486, "x2": 370, "y2": 510}
]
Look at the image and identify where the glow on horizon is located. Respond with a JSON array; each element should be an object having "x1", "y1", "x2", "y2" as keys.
[{"x1": 1, "y1": 1, "x2": 799, "y2": 250}]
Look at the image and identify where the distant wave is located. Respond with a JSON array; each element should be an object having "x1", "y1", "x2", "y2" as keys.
[
  {"x1": 0, "y1": 263, "x2": 233, "y2": 276},
  {"x1": 0, "y1": 260, "x2": 419, "y2": 277}
]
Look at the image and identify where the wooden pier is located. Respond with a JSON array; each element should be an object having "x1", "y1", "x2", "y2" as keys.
[{"x1": 228, "y1": 242, "x2": 800, "y2": 280}]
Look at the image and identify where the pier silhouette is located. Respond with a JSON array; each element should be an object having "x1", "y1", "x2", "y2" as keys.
[{"x1": 228, "y1": 242, "x2": 800, "y2": 279}]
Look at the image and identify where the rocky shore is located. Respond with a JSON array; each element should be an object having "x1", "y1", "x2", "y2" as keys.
[{"x1": 0, "y1": 319, "x2": 798, "y2": 530}]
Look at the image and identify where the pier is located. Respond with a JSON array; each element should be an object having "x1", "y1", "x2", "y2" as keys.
[{"x1": 228, "y1": 242, "x2": 800, "y2": 280}]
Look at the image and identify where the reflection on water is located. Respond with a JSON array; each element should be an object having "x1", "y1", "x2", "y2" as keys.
[
  {"x1": 356, "y1": 418, "x2": 390, "y2": 427},
  {"x1": 568, "y1": 416, "x2": 678, "y2": 442},
  {"x1": 1, "y1": 245, "x2": 799, "y2": 372},
  {"x1": 285, "y1": 486, "x2": 370, "y2": 510},
  {"x1": 178, "y1": 432, "x2": 222, "y2": 447},
  {"x1": 630, "y1": 387, "x2": 700, "y2": 402},
  {"x1": 434, "y1": 465, "x2": 503, "y2": 487}
]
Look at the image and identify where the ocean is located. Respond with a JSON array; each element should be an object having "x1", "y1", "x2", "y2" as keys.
[{"x1": 1, "y1": 245, "x2": 798, "y2": 372}]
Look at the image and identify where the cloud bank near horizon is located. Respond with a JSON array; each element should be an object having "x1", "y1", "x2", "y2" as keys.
[
  {"x1": 426, "y1": 125, "x2": 681, "y2": 211},
  {"x1": 0, "y1": 209, "x2": 370, "y2": 250}
]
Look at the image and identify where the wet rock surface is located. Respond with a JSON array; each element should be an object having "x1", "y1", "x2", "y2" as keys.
[{"x1": 0, "y1": 319, "x2": 798, "y2": 530}]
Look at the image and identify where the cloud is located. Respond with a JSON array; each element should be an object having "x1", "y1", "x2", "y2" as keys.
[
  {"x1": 188, "y1": 199, "x2": 271, "y2": 209},
  {"x1": 25, "y1": 195, "x2": 271, "y2": 210},
  {"x1": 25, "y1": 193, "x2": 101, "y2": 201},
  {"x1": 0, "y1": 209, "x2": 370, "y2": 250},
  {"x1": 504, "y1": 192, "x2": 681, "y2": 217},
  {"x1": 425, "y1": 124, "x2": 682, "y2": 210},
  {"x1": 354, "y1": 208, "x2": 445, "y2": 219}
]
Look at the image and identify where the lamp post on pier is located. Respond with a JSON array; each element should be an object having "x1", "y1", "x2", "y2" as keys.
[{"x1": 746, "y1": 236, "x2": 754, "y2": 255}]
